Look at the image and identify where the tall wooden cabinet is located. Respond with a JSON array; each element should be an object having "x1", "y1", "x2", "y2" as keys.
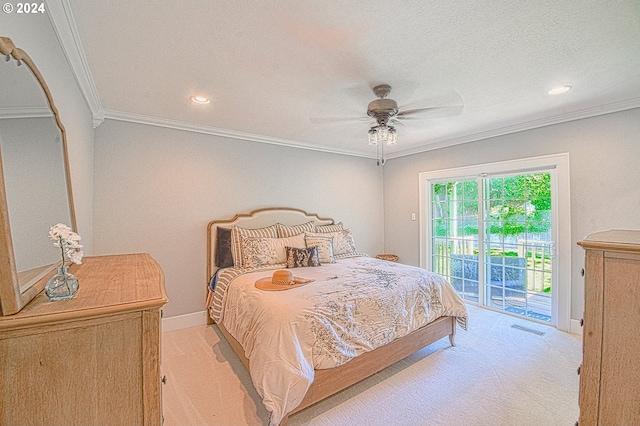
[
  {"x1": 577, "y1": 230, "x2": 640, "y2": 425},
  {"x1": 0, "y1": 253, "x2": 167, "y2": 426}
]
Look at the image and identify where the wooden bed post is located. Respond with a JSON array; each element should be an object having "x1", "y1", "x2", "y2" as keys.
[{"x1": 449, "y1": 320, "x2": 457, "y2": 346}]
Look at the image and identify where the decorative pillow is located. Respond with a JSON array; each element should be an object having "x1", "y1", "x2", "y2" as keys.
[
  {"x1": 335, "y1": 251, "x2": 369, "y2": 259},
  {"x1": 315, "y1": 222, "x2": 344, "y2": 233},
  {"x1": 306, "y1": 229, "x2": 356, "y2": 256},
  {"x1": 215, "y1": 227, "x2": 234, "y2": 268},
  {"x1": 276, "y1": 221, "x2": 315, "y2": 238},
  {"x1": 285, "y1": 246, "x2": 321, "y2": 268},
  {"x1": 305, "y1": 234, "x2": 335, "y2": 264},
  {"x1": 239, "y1": 234, "x2": 306, "y2": 268},
  {"x1": 333, "y1": 229, "x2": 357, "y2": 255},
  {"x1": 231, "y1": 224, "x2": 278, "y2": 267}
]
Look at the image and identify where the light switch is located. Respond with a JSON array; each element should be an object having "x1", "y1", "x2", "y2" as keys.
[{"x1": 411, "y1": 213, "x2": 416, "y2": 221}]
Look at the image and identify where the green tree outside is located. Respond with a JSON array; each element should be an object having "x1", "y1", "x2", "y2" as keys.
[{"x1": 433, "y1": 173, "x2": 551, "y2": 237}]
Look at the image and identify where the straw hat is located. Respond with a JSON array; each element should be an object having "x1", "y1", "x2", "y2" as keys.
[{"x1": 255, "y1": 269, "x2": 314, "y2": 291}]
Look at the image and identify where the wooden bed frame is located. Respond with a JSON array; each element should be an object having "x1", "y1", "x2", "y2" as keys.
[{"x1": 206, "y1": 207, "x2": 457, "y2": 424}]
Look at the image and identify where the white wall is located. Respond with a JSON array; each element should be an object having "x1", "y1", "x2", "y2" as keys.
[
  {"x1": 92, "y1": 120, "x2": 384, "y2": 317},
  {"x1": 1, "y1": 12, "x2": 95, "y2": 253},
  {"x1": 383, "y1": 108, "x2": 640, "y2": 321}
]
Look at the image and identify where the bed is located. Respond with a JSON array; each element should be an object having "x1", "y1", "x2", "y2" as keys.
[{"x1": 206, "y1": 207, "x2": 468, "y2": 425}]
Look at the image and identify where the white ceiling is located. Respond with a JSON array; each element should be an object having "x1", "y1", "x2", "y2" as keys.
[{"x1": 52, "y1": 0, "x2": 640, "y2": 159}]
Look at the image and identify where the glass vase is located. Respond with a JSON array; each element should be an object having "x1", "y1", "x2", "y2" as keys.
[{"x1": 45, "y1": 265, "x2": 79, "y2": 301}]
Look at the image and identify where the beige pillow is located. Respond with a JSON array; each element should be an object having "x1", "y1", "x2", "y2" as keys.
[
  {"x1": 305, "y1": 235, "x2": 335, "y2": 263},
  {"x1": 305, "y1": 229, "x2": 356, "y2": 256}
]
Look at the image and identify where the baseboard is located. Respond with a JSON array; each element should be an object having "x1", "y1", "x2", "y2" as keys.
[
  {"x1": 162, "y1": 310, "x2": 208, "y2": 332},
  {"x1": 569, "y1": 318, "x2": 583, "y2": 336}
]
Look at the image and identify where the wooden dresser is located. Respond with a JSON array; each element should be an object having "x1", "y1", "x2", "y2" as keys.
[
  {"x1": 0, "y1": 253, "x2": 168, "y2": 426},
  {"x1": 577, "y1": 230, "x2": 640, "y2": 425}
]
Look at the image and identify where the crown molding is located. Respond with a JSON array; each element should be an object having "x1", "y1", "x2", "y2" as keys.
[
  {"x1": 103, "y1": 109, "x2": 375, "y2": 159},
  {"x1": 388, "y1": 97, "x2": 640, "y2": 160},
  {"x1": 45, "y1": 0, "x2": 104, "y2": 128},
  {"x1": 105, "y1": 96, "x2": 640, "y2": 164}
]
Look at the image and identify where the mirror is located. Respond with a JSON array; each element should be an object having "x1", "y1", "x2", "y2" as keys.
[{"x1": 0, "y1": 36, "x2": 76, "y2": 315}]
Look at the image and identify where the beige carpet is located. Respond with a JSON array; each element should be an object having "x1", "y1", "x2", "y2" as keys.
[{"x1": 162, "y1": 305, "x2": 582, "y2": 425}]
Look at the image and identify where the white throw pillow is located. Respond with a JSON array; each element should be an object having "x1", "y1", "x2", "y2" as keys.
[{"x1": 305, "y1": 235, "x2": 335, "y2": 264}]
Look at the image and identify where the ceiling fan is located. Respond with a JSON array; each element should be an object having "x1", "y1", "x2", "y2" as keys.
[
  {"x1": 365, "y1": 83, "x2": 463, "y2": 128},
  {"x1": 313, "y1": 84, "x2": 463, "y2": 132},
  {"x1": 311, "y1": 83, "x2": 463, "y2": 165},
  {"x1": 364, "y1": 84, "x2": 463, "y2": 165}
]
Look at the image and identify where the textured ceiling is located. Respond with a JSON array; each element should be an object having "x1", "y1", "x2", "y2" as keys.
[{"x1": 63, "y1": 0, "x2": 640, "y2": 159}]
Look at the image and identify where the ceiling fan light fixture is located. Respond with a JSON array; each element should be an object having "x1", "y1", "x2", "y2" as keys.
[
  {"x1": 547, "y1": 85, "x2": 572, "y2": 95},
  {"x1": 368, "y1": 124, "x2": 396, "y2": 146},
  {"x1": 386, "y1": 126, "x2": 397, "y2": 146},
  {"x1": 368, "y1": 128, "x2": 378, "y2": 145}
]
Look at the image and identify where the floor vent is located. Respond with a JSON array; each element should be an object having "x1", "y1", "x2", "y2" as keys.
[{"x1": 511, "y1": 324, "x2": 546, "y2": 336}]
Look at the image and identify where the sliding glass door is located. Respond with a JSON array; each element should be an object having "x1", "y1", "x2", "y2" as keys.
[
  {"x1": 420, "y1": 155, "x2": 571, "y2": 329},
  {"x1": 483, "y1": 173, "x2": 553, "y2": 321},
  {"x1": 432, "y1": 180, "x2": 480, "y2": 303}
]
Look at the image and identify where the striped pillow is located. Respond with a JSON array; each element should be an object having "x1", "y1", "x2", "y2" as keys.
[
  {"x1": 276, "y1": 221, "x2": 315, "y2": 238},
  {"x1": 315, "y1": 222, "x2": 343, "y2": 233},
  {"x1": 231, "y1": 224, "x2": 278, "y2": 267}
]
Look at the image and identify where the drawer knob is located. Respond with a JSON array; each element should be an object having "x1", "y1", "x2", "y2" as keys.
[
  {"x1": 580, "y1": 268, "x2": 585, "y2": 277},
  {"x1": 577, "y1": 366, "x2": 581, "y2": 375},
  {"x1": 162, "y1": 375, "x2": 167, "y2": 384}
]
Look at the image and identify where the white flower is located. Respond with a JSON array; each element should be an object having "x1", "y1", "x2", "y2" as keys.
[
  {"x1": 49, "y1": 223, "x2": 83, "y2": 265},
  {"x1": 67, "y1": 249, "x2": 84, "y2": 265}
]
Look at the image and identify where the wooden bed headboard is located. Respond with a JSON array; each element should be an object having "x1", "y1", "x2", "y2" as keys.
[{"x1": 206, "y1": 207, "x2": 335, "y2": 281}]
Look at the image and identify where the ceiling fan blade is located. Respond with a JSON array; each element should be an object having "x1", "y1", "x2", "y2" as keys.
[
  {"x1": 396, "y1": 105, "x2": 463, "y2": 120},
  {"x1": 310, "y1": 115, "x2": 371, "y2": 125},
  {"x1": 397, "y1": 90, "x2": 464, "y2": 118}
]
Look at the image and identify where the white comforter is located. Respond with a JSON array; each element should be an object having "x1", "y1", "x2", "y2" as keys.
[{"x1": 209, "y1": 256, "x2": 468, "y2": 425}]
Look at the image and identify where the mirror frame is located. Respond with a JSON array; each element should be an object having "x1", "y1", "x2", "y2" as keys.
[{"x1": 0, "y1": 36, "x2": 77, "y2": 315}]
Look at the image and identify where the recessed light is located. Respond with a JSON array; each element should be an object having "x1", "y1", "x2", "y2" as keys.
[
  {"x1": 190, "y1": 95, "x2": 210, "y2": 104},
  {"x1": 547, "y1": 85, "x2": 572, "y2": 95}
]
